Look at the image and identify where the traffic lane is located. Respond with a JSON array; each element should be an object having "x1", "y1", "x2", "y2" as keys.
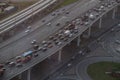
[
  {"x1": 1, "y1": 13, "x2": 101, "y2": 80},
  {"x1": 0, "y1": 0, "x2": 79, "y2": 49},
  {"x1": 0, "y1": 0, "x2": 75, "y2": 48},
  {"x1": 0, "y1": 15, "x2": 67, "y2": 63},
  {"x1": 0, "y1": 0, "x2": 98, "y2": 62},
  {"x1": 1, "y1": 2, "x2": 119, "y2": 80},
  {"x1": 0, "y1": 0, "x2": 90, "y2": 49}
]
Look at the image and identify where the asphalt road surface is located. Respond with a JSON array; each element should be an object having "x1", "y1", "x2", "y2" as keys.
[
  {"x1": 0, "y1": 0, "x2": 98, "y2": 63},
  {"x1": 0, "y1": 0, "x2": 119, "y2": 80}
]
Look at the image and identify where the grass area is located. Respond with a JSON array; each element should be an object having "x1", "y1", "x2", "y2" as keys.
[
  {"x1": 11, "y1": 1, "x2": 37, "y2": 10},
  {"x1": 0, "y1": 0, "x2": 79, "y2": 21},
  {"x1": 54, "y1": 0, "x2": 79, "y2": 9},
  {"x1": 0, "y1": 1, "x2": 37, "y2": 21},
  {"x1": 87, "y1": 62, "x2": 120, "y2": 80}
]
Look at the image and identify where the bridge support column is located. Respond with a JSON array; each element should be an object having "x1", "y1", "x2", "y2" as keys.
[
  {"x1": 0, "y1": 36, "x2": 3, "y2": 42},
  {"x1": 87, "y1": 27, "x2": 91, "y2": 38},
  {"x1": 18, "y1": 74, "x2": 22, "y2": 80},
  {"x1": 77, "y1": 35, "x2": 81, "y2": 47},
  {"x1": 82, "y1": 27, "x2": 91, "y2": 39},
  {"x1": 58, "y1": 49, "x2": 62, "y2": 62},
  {"x1": 99, "y1": 17, "x2": 102, "y2": 29},
  {"x1": 112, "y1": 7, "x2": 118, "y2": 19},
  {"x1": 27, "y1": 68, "x2": 31, "y2": 80}
]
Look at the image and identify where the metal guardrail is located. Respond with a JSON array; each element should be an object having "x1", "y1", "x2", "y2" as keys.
[
  {"x1": 0, "y1": 0, "x2": 44, "y2": 24},
  {"x1": 0, "y1": 0, "x2": 57, "y2": 34}
]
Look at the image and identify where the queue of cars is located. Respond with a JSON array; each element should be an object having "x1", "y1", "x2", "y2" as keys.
[{"x1": 0, "y1": 0, "x2": 119, "y2": 77}]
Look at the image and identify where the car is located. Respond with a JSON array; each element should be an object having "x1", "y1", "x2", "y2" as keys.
[
  {"x1": 42, "y1": 40, "x2": 47, "y2": 45},
  {"x1": 42, "y1": 47, "x2": 47, "y2": 52},
  {"x1": 67, "y1": 63, "x2": 72, "y2": 67},
  {"x1": 0, "y1": 69, "x2": 5, "y2": 77},
  {"x1": 116, "y1": 0, "x2": 120, "y2": 3},
  {"x1": 8, "y1": 62, "x2": 16, "y2": 67},
  {"x1": 56, "y1": 23, "x2": 60, "y2": 26},
  {"x1": 115, "y1": 40, "x2": 120, "y2": 44},
  {"x1": 0, "y1": 64, "x2": 4, "y2": 69},
  {"x1": 25, "y1": 29, "x2": 30, "y2": 33},
  {"x1": 57, "y1": 13, "x2": 61, "y2": 15},
  {"x1": 58, "y1": 33, "x2": 63, "y2": 38},
  {"x1": 73, "y1": 30, "x2": 78, "y2": 34},
  {"x1": 43, "y1": 44, "x2": 48, "y2": 47},
  {"x1": 89, "y1": 14, "x2": 95, "y2": 20},
  {"x1": 47, "y1": 44, "x2": 53, "y2": 48},
  {"x1": 116, "y1": 47, "x2": 120, "y2": 53},
  {"x1": 31, "y1": 40, "x2": 37, "y2": 44},
  {"x1": 53, "y1": 37, "x2": 58, "y2": 41},
  {"x1": 64, "y1": 27, "x2": 69, "y2": 30},
  {"x1": 84, "y1": 21, "x2": 89, "y2": 26},
  {"x1": 15, "y1": 56, "x2": 22, "y2": 60},
  {"x1": 22, "y1": 51, "x2": 33, "y2": 57},
  {"x1": 16, "y1": 63, "x2": 23, "y2": 68},
  {"x1": 42, "y1": 20, "x2": 46, "y2": 22},
  {"x1": 68, "y1": 34, "x2": 73, "y2": 38},
  {"x1": 54, "y1": 33, "x2": 59, "y2": 37},
  {"x1": 62, "y1": 9, "x2": 65, "y2": 11},
  {"x1": 33, "y1": 44, "x2": 39, "y2": 50},
  {"x1": 27, "y1": 26, "x2": 31, "y2": 29},
  {"x1": 49, "y1": 36, "x2": 54, "y2": 40},
  {"x1": 59, "y1": 36, "x2": 65, "y2": 40},
  {"x1": 64, "y1": 30, "x2": 71, "y2": 35},
  {"x1": 16, "y1": 59, "x2": 22, "y2": 63},
  {"x1": 78, "y1": 50, "x2": 82, "y2": 54},
  {"x1": 47, "y1": 22, "x2": 51, "y2": 26},
  {"x1": 51, "y1": 13, "x2": 55, "y2": 16},
  {"x1": 55, "y1": 41, "x2": 62, "y2": 46},
  {"x1": 22, "y1": 56, "x2": 32, "y2": 63},
  {"x1": 66, "y1": 11, "x2": 70, "y2": 14},
  {"x1": 34, "y1": 53, "x2": 39, "y2": 57},
  {"x1": 118, "y1": 24, "x2": 120, "y2": 26},
  {"x1": 63, "y1": 38, "x2": 68, "y2": 42},
  {"x1": 37, "y1": 47, "x2": 43, "y2": 51}
]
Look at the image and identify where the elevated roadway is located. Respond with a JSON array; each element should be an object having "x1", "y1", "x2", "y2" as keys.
[{"x1": 0, "y1": 0, "x2": 120, "y2": 80}]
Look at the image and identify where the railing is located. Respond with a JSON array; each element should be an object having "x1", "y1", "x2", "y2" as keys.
[{"x1": 0, "y1": 0, "x2": 57, "y2": 34}]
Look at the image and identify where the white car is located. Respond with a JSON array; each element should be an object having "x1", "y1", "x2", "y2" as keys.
[
  {"x1": 25, "y1": 29, "x2": 30, "y2": 33},
  {"x1": 31, "y1": 40, "x2": 37, "y2": 44},
  {"x1": 47, "y1": 22, "x2": 51, "y2": 26}
]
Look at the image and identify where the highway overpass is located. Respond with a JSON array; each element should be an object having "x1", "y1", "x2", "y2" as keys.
[{"x1": 0, "y1": 0, "x2": 120, "y2": 80}]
